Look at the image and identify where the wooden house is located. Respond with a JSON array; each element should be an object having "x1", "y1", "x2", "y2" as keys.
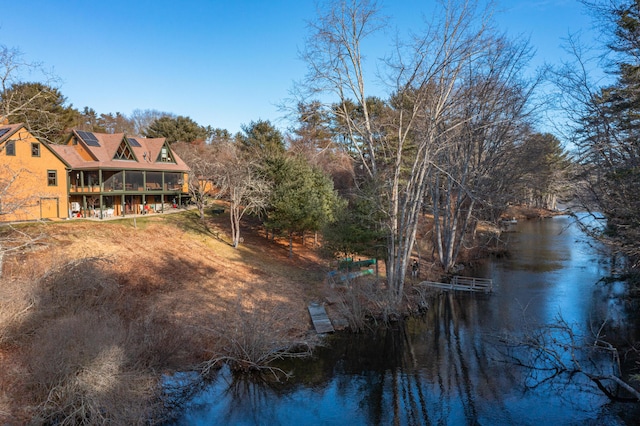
[
  {"x1": 0, "y1": 124, "x2": 69, "y2": 221},
  {"x1": 0, "y1": 125, "x2": 190, "y2": 221},
  {"x1": 48, "y1": 130, "x2": 190, "y2": 218}
]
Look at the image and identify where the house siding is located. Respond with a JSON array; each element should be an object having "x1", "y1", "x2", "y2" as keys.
[
  {"x1": 0, "y1": 126, "x2": 68, "y2": 222},
  {"x1": 57, "y1": 131, "x2": 190, "y2": 218},
  {"x1": 1, "y1": 126, "x2": 191, "y2": 221}
]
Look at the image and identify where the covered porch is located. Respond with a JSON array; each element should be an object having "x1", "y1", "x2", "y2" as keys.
[{"x1": 67, "y1": 169, "x2": 189, "y2": 219}]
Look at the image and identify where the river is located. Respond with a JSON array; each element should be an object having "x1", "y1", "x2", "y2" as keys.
[{"x1": 170, "y1": 214, "x2": 640, "y2": 425}]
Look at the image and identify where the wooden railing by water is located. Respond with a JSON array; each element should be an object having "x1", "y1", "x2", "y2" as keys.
[{"x1": 418, "y1": 275, "x2": 493, "y2": 293}]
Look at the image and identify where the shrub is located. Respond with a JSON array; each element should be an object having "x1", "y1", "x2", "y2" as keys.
[{"x1": 201, "y1": 296, "x2": 311, "y2": 379}]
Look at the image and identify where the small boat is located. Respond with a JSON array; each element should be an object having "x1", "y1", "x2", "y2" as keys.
[{"x1": 501, "y1": 217, "x2": 518, "y2": 224}]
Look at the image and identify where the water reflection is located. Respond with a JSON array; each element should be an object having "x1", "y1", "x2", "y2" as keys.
[{"x1": 172, "y1": 216, "x2": 639, "y2": 425}]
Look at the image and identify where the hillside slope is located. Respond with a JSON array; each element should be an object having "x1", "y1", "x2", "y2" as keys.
[{"x1": 0, "y1": 210, "x2": 330, "y2": 423}]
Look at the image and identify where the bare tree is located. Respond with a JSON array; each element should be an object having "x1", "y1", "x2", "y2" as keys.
[
  {"x1": 173, "y1": 140, "x2": 269, "y2": 247},
  {"x1": 299, "y1": 0, "x2": 529, "y2": 305},
  {"x1": 213, "y1": 142, "x2": 270, "y2": 248},
  {"x1": 549, "y1": 1, "x2": 640, "y2": 266},
  {"x1": 498, "y1": 314, "x2": 640, "y2": 402},
  {"x1": 172, "y1": 141, "x2": 217, "y2": 220},
  {"x1": 130, "y1": 109, "x2": 174, "y2": 137},
  {"x1": 0, "y1": 45, "x2": 57, "y2": 274},
  {"x1": 427, "y1": 36, "x2": 539, "y2": 271},
  {"x1": 0, "y1": 165, "x2": 45, "y2": 277},
  {"x1": 0, "y1": 45, "x2": 36, "y2": 122},
  {"x1": 0, "y1": 45, "x2": 64, "y2": 142}
]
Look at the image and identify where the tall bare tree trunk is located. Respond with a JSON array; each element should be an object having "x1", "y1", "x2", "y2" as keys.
[
  {"x1": 0, "y1": 247, "x2": 4, "y2": 279},
  {"x1": 300, "y1": 0, "x2": 534, "y2": 308},
  {"x1": 230, "y1": 203, "x2": 240, "y2": 248}
]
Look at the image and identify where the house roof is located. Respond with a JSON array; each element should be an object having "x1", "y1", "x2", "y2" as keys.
[
  {"x1": 49, "y1": 130, "x2": 190, "y2": 172},
  {"x1": 0, "y1": 123, "x2": 28, "y2": 143},
  {"x1": 0, "y1": 123, "x2": 71, "y2": 167}
]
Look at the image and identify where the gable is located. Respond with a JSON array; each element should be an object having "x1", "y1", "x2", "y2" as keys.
[
  {"x1": 156, "y1": 142, "x2": 176, "y2": 163},
  {"x1": 0, "y1": 124, "x2": 22, "y2": 155},
  {"x1": 0, "y1": 124, "x2": 68, "y2": 167},
  {"x1": 113, "y1": 138, "x2": 136, "y2": 161},
  {"x1": 52, "y1": 130, "x2": 189, "y2": 172}
]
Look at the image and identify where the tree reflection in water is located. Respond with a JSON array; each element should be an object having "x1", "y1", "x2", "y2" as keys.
[
  {"x1": 173, "y1": 216, "x2": 640, "y2": 425},
  {"x1": 173, "y1": 293, "x2": 637, "y2": 425}
]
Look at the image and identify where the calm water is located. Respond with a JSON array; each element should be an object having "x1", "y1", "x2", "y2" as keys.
[{"x1": 171, "y1": 215, "x2": 640, "y2": 425}]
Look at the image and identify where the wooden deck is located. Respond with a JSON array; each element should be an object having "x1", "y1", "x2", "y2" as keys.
[
  {"x1": 308, "y1": 302, "x2": 334, "y2": 334},
  {"x1": 418, "y1": 275, "x2": 493, "y2": 293}
]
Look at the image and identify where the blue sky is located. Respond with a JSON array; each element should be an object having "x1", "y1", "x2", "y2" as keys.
[{"x1": 2, "y1": 1, "x2": 596, "y2": 135}]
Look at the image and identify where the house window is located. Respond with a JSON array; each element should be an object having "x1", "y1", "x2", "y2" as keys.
[
  {"x1": 113, "y1": 140, "x2": 135, "y2": 160},
  {"x1": 31, "y1": 143, "x2": 40, "y2": 157},
  {"x1": 47, "y1": 170, "x2": 57, "y2": 186},
  {"x1": 156, "y1": 145, "x2": 175, "y2": 163},
  {"x1": 5, "y1": 140, "x2": 15, "y2": 156}
]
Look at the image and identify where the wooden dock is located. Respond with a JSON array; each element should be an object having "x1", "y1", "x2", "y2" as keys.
[
  {"x1": 418, "y1": 275, "x2": 493, "y2": 293},
  {"x1": 308, "y1": 302, "x2": 334, "y2": 334}
]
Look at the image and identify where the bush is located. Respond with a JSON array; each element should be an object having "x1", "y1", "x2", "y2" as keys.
[
  {"x1": 201, "y1": 296, "x2": 311, "y2": 379},
  {"x1": 26, "y1": 313, "x2": 157, "y2": 425},
  {"x1": 333, "y1": 277, "x2": 394, "y2": 331},
  {"x1": 2, "y1": 257, "x2": 169, "y2": 424},
  {"x1": 0, "y1": 277, "x2": 36, "y2": 345}
]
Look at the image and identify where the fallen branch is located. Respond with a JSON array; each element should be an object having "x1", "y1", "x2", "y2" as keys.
[{"x1": 495, "y1": 313, "x2": 640, "y2": 402}]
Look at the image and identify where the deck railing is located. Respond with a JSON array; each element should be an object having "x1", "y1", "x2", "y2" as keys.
[{"x1": 418, "y1": 276, "x2": 493, "y2": 293}]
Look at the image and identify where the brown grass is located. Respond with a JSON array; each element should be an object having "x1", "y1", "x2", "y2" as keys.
[
  {"x1": 0, "y1": 210, "x2": 331, "y2": 423},
  {"x1": 0, "y1": 204, "x2": 519, "y2": 423}
]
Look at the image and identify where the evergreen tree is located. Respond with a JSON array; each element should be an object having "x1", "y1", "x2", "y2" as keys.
[
  {"x1": 321, "y1": 183, "x2": 385, "y2": 260},
  {"x1": 266, "y1": 156, "x2": 340, "y2": 257},
  {"x1": 238, "y1": 119, "x2": 285, "y2": 157},
  {"x1": 3, "y1": 82, "x2": 76, "y2": 143},
  {"x1": 97, "y1": 112, "x2": 135, "y2": 134},
  {"x1": 514, "y1": 132, "x2": 570, "y2": 210},
  {"x1": 575, "y1": 0, "x2": 640, "y2": 263},
  {"x1": 144, "y1": 115, "x2": 209, "y2": 143},
  {"x1": 74, "y1": 107, "x2": 105, "y2": 132}
]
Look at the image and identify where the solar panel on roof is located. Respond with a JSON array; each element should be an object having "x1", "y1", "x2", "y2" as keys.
[
  {"x1": 128, "y1": 137, "x2": 141, "y2": 147},
  {"x1": 0, "y1": 128, "x2": 11, "y2": 138},
  {"x1": 76, "y1": 130, "x2": 100, "y2": 147}
]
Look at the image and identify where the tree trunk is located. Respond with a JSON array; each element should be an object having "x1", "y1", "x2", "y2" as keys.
[
  {"x1": 288, "y1": 233, "x2": 293, "y2": 258},
  {"x1": 230, "y1": 204, "x2": 240, "y2": 248},
  {"x1": 300, "y1": 0, "x2": 534, "y2": 310}
]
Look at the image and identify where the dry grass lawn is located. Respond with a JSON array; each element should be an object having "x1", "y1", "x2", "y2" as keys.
[{"x1": 0, "y1": 209, "x2": 332, "y2": 423}]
